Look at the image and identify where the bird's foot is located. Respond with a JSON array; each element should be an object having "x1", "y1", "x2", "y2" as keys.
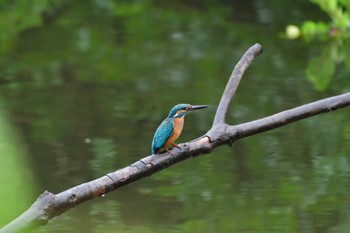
[
  {"x1": 163, "y1": 144, "x2": 181, "y2": 155},
  {"x1": 171, "y1": 143, "x2": 181, "y2": 150},
  {"x1": 165, "y1": 148, "x2": 174, "y2": 155}
]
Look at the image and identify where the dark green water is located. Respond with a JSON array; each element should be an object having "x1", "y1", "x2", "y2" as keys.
[{"x1": 1, "y1": 1, "x2": 350, "y2": 233}]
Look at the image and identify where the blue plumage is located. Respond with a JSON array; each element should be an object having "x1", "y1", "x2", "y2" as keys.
[{"x1": 151, "y1": 118, "x2": 174, "y2": 154}]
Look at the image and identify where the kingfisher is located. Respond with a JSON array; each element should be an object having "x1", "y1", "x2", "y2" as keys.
[{"x1": 151, "y1": 103, "x2": 208, "y2": 155}]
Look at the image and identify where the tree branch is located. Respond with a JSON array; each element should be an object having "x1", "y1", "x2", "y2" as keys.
[
  {"x1": 233, "y1": 93, "x2": 350, "y2": 139},
  {"x1": 212, "y1": 43, "x2": 263, "y2": 126},
  {"x1": 207, "y1": 92, "x2": 350, "y2": 148},
  {"x1": 1, "y1": 43, "x2": 350, "y2": 233}
]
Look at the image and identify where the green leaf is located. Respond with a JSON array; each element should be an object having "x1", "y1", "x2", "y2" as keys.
[{"x1": 306, "y1": 45, "x2": 337, "y2": 91}]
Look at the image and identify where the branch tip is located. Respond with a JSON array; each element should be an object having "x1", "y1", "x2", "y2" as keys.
[{"x1": 212, "y1": 43, "x2": 263, "y2": 126}]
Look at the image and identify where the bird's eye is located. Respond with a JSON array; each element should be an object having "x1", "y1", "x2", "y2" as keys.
[{"x1": 182, "y1": 107, "x2": 187, "y2": 110}]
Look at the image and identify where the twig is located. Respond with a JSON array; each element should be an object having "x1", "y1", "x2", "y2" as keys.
[{"x1": 212, "y1": 43, "x2": 263, "y2": 126}]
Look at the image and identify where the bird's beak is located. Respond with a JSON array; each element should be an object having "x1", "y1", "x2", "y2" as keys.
[{"x1": 190, "y1": 105, "x2": 209, "y2": 111}]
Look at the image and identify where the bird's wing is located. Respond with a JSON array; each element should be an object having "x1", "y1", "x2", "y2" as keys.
[{"x1": 152, "y1": 118, "x2": 174, "y2": 154}]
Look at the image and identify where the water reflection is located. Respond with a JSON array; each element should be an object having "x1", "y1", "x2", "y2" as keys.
[{"x1": 0, "y1": 1, "x2": 350, "y2": 233}]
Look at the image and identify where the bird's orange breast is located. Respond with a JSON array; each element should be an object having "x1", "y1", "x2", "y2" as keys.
[{"x1": 164, "y1": 117, "x2": 184, "y2": 147}]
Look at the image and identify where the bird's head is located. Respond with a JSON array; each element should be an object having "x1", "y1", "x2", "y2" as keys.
[{"x1": 168, "y1": 103, "x2": 208, "y2": 118}]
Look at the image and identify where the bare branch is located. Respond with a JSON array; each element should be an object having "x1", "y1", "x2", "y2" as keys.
[
  {"x1": 209, "y1": 92, "x2": 350, "y2": 148},
  {"x1": 233, "y1": 92, "x2": 350, "y2": 139},
  {"x1": 1, "y1": 43, "x2": 350, "y2": 233},
  {"x1": 212, "y1": 43, "x2": 263, "y2": 127}
]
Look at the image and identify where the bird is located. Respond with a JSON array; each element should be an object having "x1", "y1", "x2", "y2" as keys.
[{"x1": 151, "y1": 103, "x2": 208, "y2": 155}]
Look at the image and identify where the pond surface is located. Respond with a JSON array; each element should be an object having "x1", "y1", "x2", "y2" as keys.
[{"x1": 1, "y1": 1, "x2": 350, "y2": 233}]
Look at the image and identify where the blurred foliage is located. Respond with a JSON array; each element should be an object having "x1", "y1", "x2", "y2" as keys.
[
  {"x1": 302, "y1": 0, "x2": 350, "y2": 91},
  {"x1": 305, "y1": 37, "x2": 350, "y2": 91},
  {"x1": 0, "y1": 100, "x2": 36, "y2": 226},
  {"x1": 285, "y1": 0, "x2": 350, "y2": 91},
  {"x1": 286, "y1": 0, "x2": 350, "y2": 41},
  {"x1": 286, "y1": 0, "x2": 350, "y2": 91},
  {"x1": 0, "y1": 0, "x2": 64, "y2": 52}
]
